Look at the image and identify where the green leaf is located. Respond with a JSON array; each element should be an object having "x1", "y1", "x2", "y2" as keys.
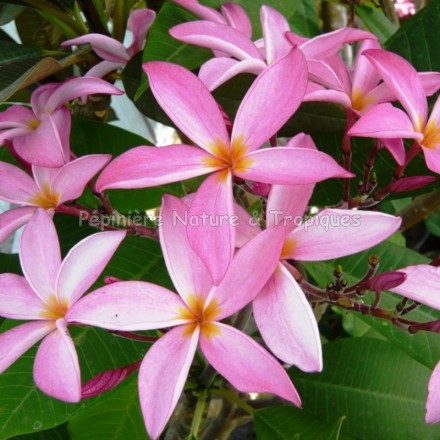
[
  {"x1": 291, "y1": 338, "x2": 440, "y2": 440},
  {"x1": 426, "y1": 209, "x2": 440, "y2": 238},
  {"x1": 68, "y1": 375, "x2": 147, "y2": 440},
  {"x1": 254, "y1": 406, "x2": 351, "y2": 440},
  {"x1": 0, "y1": 252, "x2": 21, "y2": 274},
  {"x1": 9, "y1": 423, "x2": 71, "y2": 440},
  {"x1": 356, "y1": 4, "x2": 398, "y2": 44},
  {"x1": 0, "y1": 3, "x2": 25, "y2": 25}
]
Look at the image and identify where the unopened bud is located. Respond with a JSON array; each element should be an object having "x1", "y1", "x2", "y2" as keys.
[
  {"x1": 388, "y1": 176, "x2": 436, "y2": 193},
  {"x1": 369, "y1": 271, "x2": 407, "y2": 292},
  {"x1": 104, "y1": 276, "x2": 122, "y2": 284},
  {"x1": 82, "y1": 361, "x2": 140, "y2": 398},
  {"x1": 251, "y1": 181, "x2": 271, "y2": 196}
]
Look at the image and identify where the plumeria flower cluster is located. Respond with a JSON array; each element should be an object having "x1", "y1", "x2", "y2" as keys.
[{"x1": 1, "y1": 1, "x2": 440, "y2": 439}]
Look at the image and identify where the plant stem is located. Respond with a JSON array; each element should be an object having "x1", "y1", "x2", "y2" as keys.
[{"x1": 190, "y1": 390, "x2": 208, "y2": 439}]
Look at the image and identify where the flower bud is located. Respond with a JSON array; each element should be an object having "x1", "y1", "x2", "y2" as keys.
[
  {"x1": 369, "y1": 271, "x2": 407, "y2": 292},
  {"x1": 388, "y1": 176, "x2": 436, "y2": 193}
]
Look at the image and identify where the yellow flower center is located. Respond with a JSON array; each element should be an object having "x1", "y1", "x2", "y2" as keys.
[
  {"x1": 351, "y1": 87, "x2": 374, "y2": 113},
  {"x1": 40, "y1": 294, "x2": 69, "y2": 320},
  {"x1": 28, "y1": 182, "x2": 60, "y2": 209},
  {"x1": 422, "y1": 120, "x2": 440, "y2": 150},
  {"x1": 28, "y1": 119, "x2": 40, "y2": 130},
  {"x1": 280, "y1": 236, "x2": 296, "y2": 260}
]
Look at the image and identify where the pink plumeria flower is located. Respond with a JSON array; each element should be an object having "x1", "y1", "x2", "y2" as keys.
[
  {"x1": 96, "y1": 50, "x2": 351, "y2": 283},
  {"x1": 62, "y1": 9, "x2": 156, "y2": 78},
  {"x1": 348, "y1": 49, "x2": 440, "y2": 174},
  {"x1": 170, "y1": 5, "x2": 375, "y2": 91},
  {"x1": 66, "y1": 195, "x2": 300, "y2": 439},
  {"x1": 0, "y1": 154, "x2": 110, "y2": 244},
  {"x1": 305, "y1": 42, "x2": 440, "y2": 165},
  {"x1": 386, "y1": 264, "x2": 440, "y2": 423},
  {"x1": 0, "y1": 209, "x2": 126, "y2": 402},
  {"x1": 234, "y1": 134, "x2": 402, "y2": 372},
  {"x1": 0, "y1": 77, "x2": 123, "y2": 167}
]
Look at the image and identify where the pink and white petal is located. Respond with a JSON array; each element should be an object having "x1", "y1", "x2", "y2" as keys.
[
  {"x1": 303, "y1": 87, "x2": 351, "y2": 109},
  {"x1": 31, "y1": 84, "x2": 58, "y2": 115},
  {"x1": 139, "y1": 325, "x2": 200, "y2": 440},
  {"x1": 52, "y1": 154, "x2": 111, "y2": 203},
  {"x1": 260, "y1": 5, "x2": 291, "y2": 64},
  {"x1": 381, "y1": 138, "x2": 406, "y2": 166},
  {"x1": 351, "y1": 39, "x2": 382, "y2": 97},
  {"x1": 426, "y1": 361, "x2": 440, "y2": 424},
  {"x1": 85, "y1": 61, "x2": 124, "y2": 79},
  {"x1": 170, "y1": 21, "x2": 263, "y2": 61},
  {"x1": 33, "y1": 319, "x2": 81, "y2": 402},
  {"x1": 0, "y1": 273, "x2": 47, "y2": 320},
  {"x1": 20, "y1": 209, "x2": 61, "y2": 301},
  {"x1": 232, "y1": 48, "x2": 307, "y2": 152},
  {"x1": 56, "y1": 230, "x2": 126, "y2": 306},
  {"x1": 143, "y1": 62, "x2": 229, "y2": 152},
  {"x1": 348, "y1": 103, "x2": 424, "y2": 140},
  {"x1": 172, "y1": 0, "x2": 226, "y2": 23},
  {"x1": 421, "y1": 145, "x2": 440, "y2": 174},
  {"x1": 253, "y1": 264, "x2": 322, "y2": 372},
  {"x1": 306, "y1": 58, "x2": 350, "y2": 92},
  {"x1": 0, "y1": 206, "x2": 35, "y2": 245},
  {"x1": 62, "y1": 34, "x2": 129, "y2": 63},
  {"x1": 0, "y1": 105, "x2": 35, "y2": 127},
  {"x1": 95, "y1": 145, "x2": 218, "y2": 192},
  {"x1": 285, "y1": 209, "x2": 401, "y2": 261},
  {"x1": 213, "y1": 224, "x2": 286, "y2": 320},
  {"x1": 13, "y1": 112, "x2": 68, "y2": 168},
  {"x1": 391, "y1": 265, "x2": 440, "y2": 310},
  {"x1": 187, "y1": 171, "x2": 234, "y2": 285},
  {"x1": 127, "y1": 8, "x2": 156, "y2": 55},
  {"x1": 221, "y1": 3, "x2": 252, "y2": 38},
  {"x1": 0, "y1": 161, "x2": 39, "y2": 204},
  {"x1": 237, "y1": 147, "x2": 352, "y2": 185},
  {"x1": 301, "y1": 28, "x2": 376, "y2": 59},
  {"x1": 32, "y1": 166, "x2": 59, "y2": 192},
  {"x1": 66, "y1": 281, "x2": 188, "y2": 330},
  {"x1": 419, "y1": 72, "x2": 440, "y2": 97},
  {"x1": 160, "y1": 195, "x2": 213, "y2": 303},
  {"x1": 0, "y1": 321, "x2": 54, "y2": 374},
  {"x1": 362, "y1": 49, "x2": 427, "y2": 130},
  {"x1": 45, "y1": 77, "x2": 123, "y2": 112},
  {"x1": 200, "y1": 323, "x2": 301, "y2": 406},
  {"x1": 234, "y1": 202, "x2": 261, "y2": 248},
  {"x1": 199, "y1": 57, "x2": 265, "y2": 91}
]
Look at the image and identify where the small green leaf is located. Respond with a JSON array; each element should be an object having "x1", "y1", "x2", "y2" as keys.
[{"x1": 356, "y1": 4, "x2": 398, "y2": 44}]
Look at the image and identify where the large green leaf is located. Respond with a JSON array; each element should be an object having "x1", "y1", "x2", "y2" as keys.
[
  {"x1": 355, "y1": 4, "x2": 398, "y2": 44},
  {"x1": 0, "y1": 3, "x2": 25, "y2": 25},
  {"x1": 10, "y1": 423, "x2": 71, "y2": 440},
  {"x1": 68, "y1": 375, "x2": 147, "y2": 440},
  {"x1": 291, "y1": 338, "x2": 440, "y2": 440},
  {"x1": 254, "y1": 406, "x2": 351, "y2": 440}
]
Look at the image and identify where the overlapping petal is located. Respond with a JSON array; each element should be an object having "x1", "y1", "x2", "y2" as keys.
[
  {"x1": 0, "y1": 206, "x2": 35, "y2": 245},
  {"x1": 199, "y1": 322, "x2": 301, "y2": 406},
  {"x1": 221, "y1": 3, "x2": 252, "y2": 38},
  {"x1": 139, "y1": 325, "x2": 200, "y2": 440},
  {"x1": 253, "y1": 264, "x2": 322, "y2": 372},
  {"x1": 127, "y1": 8, "x2": 156, "y2": 55},
  {"x1": 426, "y1": 362, "x2": 440, "y2": 423},
  {"x1": 33, "y1": 318, "x2": 81, "y2": 402},
  {"x1": 172, "y1": 0, "x2": 225, "y2": 23},
  {"x1": 0, "y1": 162, "x2": 39, "y2": 203},
  {"x1": 56, "y1": 230, "x2": 126, "y2": 306},
  {"x1": 66, "y1": 281, "x2": 188, "y2": 330}
]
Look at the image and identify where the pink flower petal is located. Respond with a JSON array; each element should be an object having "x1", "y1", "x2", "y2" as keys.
[
  {"x1": 160, "y1": 195, "x2": 213, "y2": 303},
  {"x1": 421, "y1": 145, "x2": 440, "y2": 174},
  {"x1": 213, "y1": 224, "x2": 286, "y2": 320},
  {"x1": 0, "y1": 206, "x2": 35, "y2": 245},
  {"x1": 187, "y1": 171, "x2": 234, "y2": 285},
  {"x1": 426, "y1": 361, "x2": 440, "y2": 423},
  {"x1": 0, "y1": 105, "x2": 35, "y2": 127},
  {"x1": 62, "y1": 34, "x2": 129, "y2": 63},
  {"x1": 284, "y1": 209, "x2": 401, "y2": 261},
  {"x1": 85, "y1": 61, "x2": 124, "y2": 78},
  {"x1": 13, "y1": 111, "x2": 69, "y2": 167},
  {"x1": 307, "y1": 57, "x2": 351, "y2": 92},
  {"x1": 0, "y1": 321, "x2": 54, "y2": 373},
  {"x1": 362, "y1": 49, "x2": 427, "y2": 130},
  {"x1": 139, "y1": 325, "x2": 200, "y2": 440},
  {"x1": 221, "y1": 3, "x2": 252, "y2": 38},
  {"x1": 95, "y1": 145, "x2": 218, "y2": 192},
  {"x1": 127, "y1": 8, "x2": 156, "y2": 55},
  {"x1": 52, "y1": 154, "x2": 111, "y2": 203},
  {"x1": 260, "y1": 5, "x2": 291, "y2": 64},
  {"x1": 33, "y1": 319, "x2": 81, "y2": 402},
  {"x1": 66, "y1": 281, "x2": 188, "y2": 330},
  {"x1": 56, "y1": 230, "x2": 125, "y2": 306},
  {"x1": 348, "y1": 103, "x2": 424, "y2": 140},
  {"x1": 237, "y1": 147, "x2": 352, "y2": 185},
  {"x1": 0, "y1": 161, "x2": 39, "y2": 204},
  {"x1": 143, "y1": 62, "x2": 229, "y2": 153},
  {"x1": 199, "y1": 57, "x2": 265, "y2": 91},
  {"x1": 200, "y1": 322, "x2": 301, "y2": 406},
  {"x1": 172, "y1": 0, "x2": 226, "y2": 23},
  {"x1": 303, "y1": 87, "x2": 351, "y2": 109},
  {"x1": 391, "y1": 265, "x2": 440, "y2": 310},
  {"x1": 45, "y1": 77, "x2": 123, "y2": 112},
  {"x1": 232, "y1": 48, "x2": 307, "y2": 152},
  {"x1": 419, "y1": 72, "x2": 440, "y2": 97},
  {"x1": 0, "y1": 273, "x2": 47, "y2": 320},
  {"x1": 170, "y1": 21, "x2": 263, "y2": 60},
  {"x1": 381, "y1": 138, "x2": 406, "y2": 166},
  {"x1": 234, "y1": 202, "x2": 261, "y2": 248},
  {"x1": 253, "y1": 264, "x2": 322, "y2": 372},
  {"x1": 20, "y1": 209, "x2": 61, "y2": 303}
]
